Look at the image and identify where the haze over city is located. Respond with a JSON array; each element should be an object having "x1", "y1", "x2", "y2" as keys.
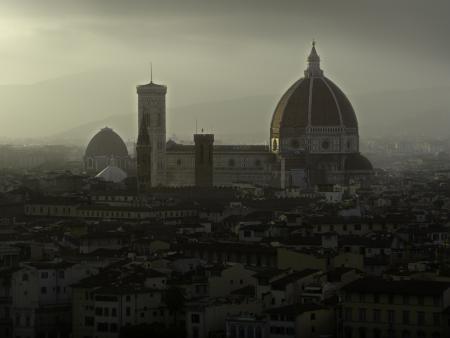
[
  {"x1": 3, "y1": 2, "x2": 450, "y2": 338},
  {"x1": 0, "y1": 0, "x2": 450, "y2": 144}
]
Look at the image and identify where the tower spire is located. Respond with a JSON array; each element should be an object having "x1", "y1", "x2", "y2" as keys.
[{"x1": 305, "y1": 40, "x2": 323, "y2": 78}]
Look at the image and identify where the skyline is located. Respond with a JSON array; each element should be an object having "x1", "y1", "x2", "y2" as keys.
[{"x1": 0, "y1": 0, "x2": 449, "y2": 141}]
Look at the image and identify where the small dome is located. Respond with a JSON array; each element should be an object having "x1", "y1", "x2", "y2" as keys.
[
  {"x1": 344, "y1": 153, "x2": 373, "y2": 171},
  {"x1": 85, "y1": 127, "x2": 128, "y2": 158},
  {"x1": 95, "y1": 165, "x2": 128, "y2": 183}
]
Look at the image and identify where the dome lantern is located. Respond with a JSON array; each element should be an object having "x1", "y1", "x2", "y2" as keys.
[{"x1": 305, "y1": 41, "x2": 323, "y2": 78}]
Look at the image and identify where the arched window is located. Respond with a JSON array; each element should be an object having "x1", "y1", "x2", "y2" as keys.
[{"x1": 272, "y1": 139, "x2": 278, "y2": 151}]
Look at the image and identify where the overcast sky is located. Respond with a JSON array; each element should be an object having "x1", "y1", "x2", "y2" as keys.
[
  {"x1": 1, "y1": 0, "x2": 449, "y2": 86},
  {"x1": 0, "y1": 0, "x2": 449, "y2": 140}
]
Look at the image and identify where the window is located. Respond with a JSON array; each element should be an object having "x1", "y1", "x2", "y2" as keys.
[
  {"x1": 345, "y1": 308, "x2": 352, "y2": 321},
  {"x1": 310, "y1": 313, "x2": 316, "y2": 320},
  {"x1": 41, "y1": 287, "x2": 47, "y2": 295},
  {"x1": 272, "y1": 139, "x2": 278, "y2": 152},
  {"x1": 373, "y1": 309, "x2": 381, "y2": 322},
  {"x1": 58, "y1": 271, "x2": 65, "y2": 279},
  {"x1": 403, "y1": 311, "x2": 410, "y2": 325},
  {"x1": 22, "y1": 274, "x2": 29, "y2": 282},
  {"x1": 84, "y1": 316, "x2": 94, "y2": 327},
  {"x1": 344, "y1": 326, "x2": 352, "y2": 338},
  {"x1": 192, "y1": 327, "x2": 199, "y2": 338},
  {"x1": 286, "y1": 327, "x2": 295, "y2": 335},
  {"x1": 388, "y1": 310, "x2": 395, "y2": 323},
  {"x1": 388, "y1": 295, "x2": 394, "y2": 304},
  {"x1": 95, "y1": 307, "x2": 102, "y2": 316},
  {"x1": 191, "y1": 313, "x2": 200, "y2": 323},
  {"x1": 111, "y1": 308, "x2": 117, "y2": 317},
  {"x1": 403, "y1": 295, "x2": 409, "y2": 305},
  {"x1": 97, "y1": 322, "x2": 108, "y2": 332},
  {"x1": 359, "y1": 327, "x2": 367, "y2": 338},
  {"x1": 373, "y1": 329, "x2": 381, "y2": 338},
  {"x1": 433, "y1": 312, "x2": 441, "y2": 325},
  {"x1": 418, "y1": 296, "x2": 424, "y2": 306},
  {"x1": 126, "y1": 307, "x2": 131, "y2": 316},
  {"x1": 110, "y1": 323, "x2": 118, "y2": 332},
  {"x1": 402, "y1": 330, "x2": 411, "y2": 338},
  {"x1": 417, "y1": 311, "x2": 425, "y2": 325},
  {"x1": 433, "y1": 296, "x2": 441, "y2": 306},
  {"x1": 239, "y1": 326, "x2": 245, "y2": 338},
  {"x1": 374, "y1": 294, "x2": 379, "y2": 303},
  {"x1": 41, "y1": 272, "x2": 48, "y2": 279},
  {"x1": 359, "y1": 308, "x2": 366, "y2": 321}
]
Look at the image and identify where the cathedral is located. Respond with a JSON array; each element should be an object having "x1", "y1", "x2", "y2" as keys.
[
  {"x1": 135, "y1": 43, "x2": 373, "y2": 189},
  {"x1": 83, "y1": 43, "x2": 373, "y2": 189}
]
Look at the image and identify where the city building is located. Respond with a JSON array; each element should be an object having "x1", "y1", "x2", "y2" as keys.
[{"x1": 135, "y1": 43, "x2": 373, "y2": 188}]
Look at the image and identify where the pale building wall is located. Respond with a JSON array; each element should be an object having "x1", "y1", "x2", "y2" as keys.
[
  {"x1": 277, "y1": 248, "x2": 327, "y2": 271},
  {"x1": 208, "y1": 264, "x2": 258, "y2": 298}
]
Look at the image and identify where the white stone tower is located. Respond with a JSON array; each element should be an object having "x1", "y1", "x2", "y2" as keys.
[{"x1": 136, "y1": 73, "x2": 167, "y2": 187}]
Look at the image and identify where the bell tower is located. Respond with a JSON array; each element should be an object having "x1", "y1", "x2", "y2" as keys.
[
  {"x1": 136, "y1": 72, "x2": 167, "y2": 187},
  {"x1": 194, "y1": 133, "x2": 214, "y2": 187},
  {"x1": 136, "y1": 114, "x2": 152, "y2": 193}
]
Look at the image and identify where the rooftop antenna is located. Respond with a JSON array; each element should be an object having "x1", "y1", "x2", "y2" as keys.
[{"x1": 150, "y1": 62, "x2": 153, "y2": 83}]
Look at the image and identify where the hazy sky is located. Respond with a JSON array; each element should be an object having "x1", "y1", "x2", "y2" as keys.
[
  {"x1": 0, "y1": 0, "x2": 449, "y2": 140},
  {"x1": 1, "y1": 0, "x2": 449, "y2": 86}
]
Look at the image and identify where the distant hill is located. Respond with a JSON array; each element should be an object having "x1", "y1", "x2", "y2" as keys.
[
  {"x1": 353, "y1": 86, "x2": 450, "y2": 139},
  {"x1": 47, "y1": 95, "x2": 278, "y2": 146},
  {"x1": 0, "y1": 69, "x2": 449, "y2": 144}
]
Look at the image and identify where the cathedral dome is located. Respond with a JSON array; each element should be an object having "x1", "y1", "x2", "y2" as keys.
[
  {"x1": 271, "y1": 43, "x2": 358, "y2": 139},
  {"x1": 344, "y1": 153, "x2": 373, "y2": 171},
  {"x1": 85, "y1": 127, "x2": 128, "y2": 158}
]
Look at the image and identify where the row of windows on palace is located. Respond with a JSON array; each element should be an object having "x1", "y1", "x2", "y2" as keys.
[
  {"x1": 342, "y1": 307, "x2": 444, "y2": 326},
  {"x1": 343, "y1": 327, "x2": 441, "y2": 338},
  {"x1": 22, "y1": 270, "x2": 65, "y2": 281},
  {"x1": 344, "y1": 293, "x2": 442, "y2": 306},
  {"x1": 25, "y1": 206, "x2": 197, "y2": 219},
  {"x1": 170, "y1": 158, "x2": 266, "y2": 169}
]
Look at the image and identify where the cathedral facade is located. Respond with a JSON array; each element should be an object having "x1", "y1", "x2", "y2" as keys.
[{"x1": 136, "y1": 43, "x2": 373, "y2": 189}]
